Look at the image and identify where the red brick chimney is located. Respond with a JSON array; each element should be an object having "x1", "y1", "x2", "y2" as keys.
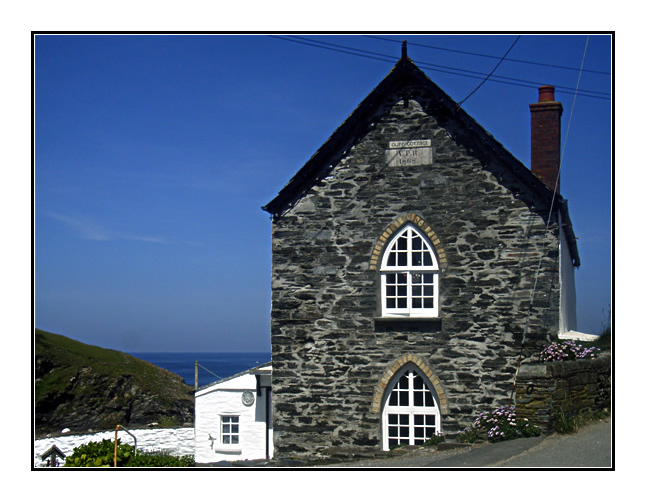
[{"x1": 530, "y1": 85, "x2": 563, "y2": 192}]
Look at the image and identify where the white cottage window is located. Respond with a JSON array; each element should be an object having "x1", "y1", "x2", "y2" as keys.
[
  {"x1": 381, "y1": 224, "x2": 439, "y2": 317},
  {"x1": 221, "y1": 415, "x2": 239, "y2": 445},
  {"x1": 382, "y1": 365, "x2": 441, "y2": 450}
]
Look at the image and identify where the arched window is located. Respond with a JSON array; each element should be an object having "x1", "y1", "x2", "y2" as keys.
[
  {"x1": 380, "y1": 224, "x2": 439, "y2": 317},
  {"x1": 382, "y1": 364, "x2": 441, "y2": 450}
]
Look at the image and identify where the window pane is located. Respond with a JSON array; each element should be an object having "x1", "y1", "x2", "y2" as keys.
[
  {"x1": 423, "y1": 252, "x2": 432, "y2": 266},
  {"x1": 424, "y1": 298, "x2": 434, "y2": 308},
  {"x1": 412, "y1": 273, "x2": 422, "y2": 284},
  {"x1": 223, "y1": 424, "x2": 230, "y2": 433},
  {"x1": 397, "y1": 298, "x2": 407, "y2": 308},
  {"x1": 412, "y1": 298, "x2": 421, "y2": 308},
  {"x1": 398, "y1": 236, "x2": 407, "y2": 250},
  {"x1": 425, "y1": 393, "x2": 435, "y2": 407},
  {"x1": 412, "y1": 252, "x2": 422, "y2": 266},
  {"x1": 400, "y1": 393, "x2": 409, "y2": 406},
  {"x1": 397, "y1": 253, "x2": 407, "y2": 266},
  {"x1": 231, "y1": 436, "x2": 239, "y2": 444},
  {"x1": 232, "y1": 425, "x2": 239, "y2": 434},
  {"x1": 413, "y1": 374, "x2": 424, "y2": 389},
  {"x1": 223, "y1": 436, "x2": 230, "y2": 444},
  {"x1": 398, "y1": 374, "x2": 409, "y2": 389},
  {"x1": 389, "y1": 392, "x2": 398, "y2": 406},
  {"x1": 387, "y1": 253, "x2": 396, "y2": 266},
  {"x1": 414, "y1": 414, "x2": 424, "y2": 425},
  {"x1": 423, "y1": 286, "x2": 433, "y2": 296},
  {"x1": 414, "y1": 427, "x2": 425, "y2": 438},
  {"x1": 387, "y1": 298, "x2": 395, "y2": 308},
  {"x1": 397, "y1": 286, "x2": 406, "y2": 296},
  {"x1": 386, "y1": 285, "x2": 395, "y2": 296},
  {"x1": 412, "y1": 236, "x2": 422, "y2": 250},
  {"x1": 412, "y1": 286, "x2": 422, "y2": 296}
]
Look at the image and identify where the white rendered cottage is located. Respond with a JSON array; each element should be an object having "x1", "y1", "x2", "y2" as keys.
[{"x1": 194, "y1": 363, "x2": 273, "y2": 464}]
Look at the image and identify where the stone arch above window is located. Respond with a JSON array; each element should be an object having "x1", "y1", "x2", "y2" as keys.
[
  {"x1": 369, "y1": 214, "x2": 447, "y2": 271},
  {"x1": 378, "y1": 221, "x2": 441, "y2": 317},
  {"x1": 371, "y1": 354, "x2": 449, "y2": 415}
]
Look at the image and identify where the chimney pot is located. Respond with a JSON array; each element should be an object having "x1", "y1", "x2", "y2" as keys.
[{"x1": 538, "y1": 85, "x2": 556, "y2": 102}]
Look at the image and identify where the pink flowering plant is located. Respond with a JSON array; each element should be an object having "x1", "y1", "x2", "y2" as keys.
[
  {"x1": 539, "y1": 341, "x2": 601, "y2": 362},
  {"x1": 459, "y1": 406, "x2": 541, "y2": 443}
]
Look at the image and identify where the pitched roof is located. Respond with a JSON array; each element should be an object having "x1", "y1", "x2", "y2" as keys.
[
  {"x1": 262, "y1": 52, "x2": 580, "y2": 267},
  {"x1": 195, "y1": 361, "x2": 271, "y2": 394}
]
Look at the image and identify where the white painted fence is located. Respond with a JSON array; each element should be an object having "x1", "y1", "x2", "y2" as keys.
[{"x1": 34, "y1": 427, "x2": 195, "y2": 467}]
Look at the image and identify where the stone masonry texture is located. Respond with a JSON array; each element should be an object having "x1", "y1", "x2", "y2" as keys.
[
  {"x1": 515, "y1": 354, "x2": 611, "y2": 431},
  {"x1": 269, "y1": 89, "x2": 562, "y2": 457}
]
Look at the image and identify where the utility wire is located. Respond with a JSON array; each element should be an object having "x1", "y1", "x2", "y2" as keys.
[
  {"x1": 270, "y1": 35, "x2": 397, "y2": 64},
  {"x1": 458, "y1": 35, "x2": 520, "y2": 107},
  {"x1": 366, "y1": 35, "x2": 610, "y2": 76},
  {"x1": 510, "y1": 36, "x2": 590, "y2": 404},
  {"x1": 273, "y1": 35, "x2": 610, "y2": 100},
  {"x1": 197, "y1": 362, "x2": 223, "y2": 381}
]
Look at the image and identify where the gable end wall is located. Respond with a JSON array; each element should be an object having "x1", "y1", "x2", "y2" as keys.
[{"x1": 270, "y1": 96, "x2": 561, "y2": 457}]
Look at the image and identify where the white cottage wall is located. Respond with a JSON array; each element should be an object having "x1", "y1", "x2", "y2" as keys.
[
  {"x1": 559, "y1": 214, "x2": 578, "y2": 334},
  {"x1": 194, "y1": 371, "x2": 272, "y2": 464}
]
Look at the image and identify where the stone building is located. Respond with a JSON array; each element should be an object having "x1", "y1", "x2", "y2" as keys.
[{"x1": 262, "y1": 46, "x2": 580, "y2": 457}]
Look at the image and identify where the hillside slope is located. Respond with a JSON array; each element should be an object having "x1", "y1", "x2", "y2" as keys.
[{"x1": 35, "y1": 329, "x2": 194, "y2": 436}]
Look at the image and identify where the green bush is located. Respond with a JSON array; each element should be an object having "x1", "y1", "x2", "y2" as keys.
[
  {"x1": 64, "y1": 439, "x2": 135, "y2": 467},
  {"x1": 64, "y1": 439, "x2": 194, "y2": 467},
  {"x1": 456, "y1": 427, "x2": 484, "y2": 444},
  {"x1": 552, "y1": 407, "x2": 610, "y2": 435},
  {"x1": 422, "y1": 432, "x2": 446, "y2": 447},
  {"x1": 126, "y1": 452, "x2": 194, "y2": 467}
]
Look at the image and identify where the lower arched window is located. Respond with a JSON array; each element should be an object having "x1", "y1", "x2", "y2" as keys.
[{"x1": 382, "y1": 364, "x2": 441, "y2": 450}]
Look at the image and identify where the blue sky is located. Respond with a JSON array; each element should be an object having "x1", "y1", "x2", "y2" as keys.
[{"x1": 34, "y1": 34, "x2": 612, "y2": 353}]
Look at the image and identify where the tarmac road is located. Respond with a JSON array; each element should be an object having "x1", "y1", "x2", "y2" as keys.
[
  {"x1": 330, "y1": 417, "x2": 612, "y2": 468},
  {"x1": 491, "y1": 418, "x2": 612, "y2": 468}
]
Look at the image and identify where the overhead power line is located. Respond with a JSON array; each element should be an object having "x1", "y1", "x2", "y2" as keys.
[
  {"x1": 458, "y1": 35, "x2": 521, "y2": 107},
  {"x1": 366, "y1": 35, "x2": 611, "y2": 76},
  {"x1": 272, "y1": 35, "x2": 610, "y2": 101}
]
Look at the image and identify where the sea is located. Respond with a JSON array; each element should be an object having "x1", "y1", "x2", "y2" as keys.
[{"x1": 129, "y1": 352, "x2": 271, "y2": 389}]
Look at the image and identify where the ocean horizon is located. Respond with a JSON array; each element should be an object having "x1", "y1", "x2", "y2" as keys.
[{"x1": 129, "y1": 351, "x2": 271, "y2": 389}]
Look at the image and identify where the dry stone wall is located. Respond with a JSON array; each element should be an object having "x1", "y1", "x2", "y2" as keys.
[
  {"x1": 515, "y1": 353, "x2": 611, "y2": 431},
  {"x1": 270, "y1": 95, "x2": 561, "y2": 458}
]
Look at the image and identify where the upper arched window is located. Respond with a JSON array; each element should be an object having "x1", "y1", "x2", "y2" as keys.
[{"x1": 380, "y1": 224, "x2": 439, "y2": 317}]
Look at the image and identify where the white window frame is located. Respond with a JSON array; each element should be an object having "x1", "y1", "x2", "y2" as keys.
[
  {"x1": 382, "y1": 365, "x2": 441, "y2": 451},
  {"x1": 380, "y1": 224, "x2": 439, "y2": 317},
  {"x1": 220, "y1": 415, "x2": 240, "y2": 446}
]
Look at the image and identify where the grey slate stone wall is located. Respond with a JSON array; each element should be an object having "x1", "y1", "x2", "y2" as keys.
[
  {"x1": 270, "y1": 96, "x2": 561, "y2": 458},
  {"x1": 515, "y1": 354, "x2": 611, "y2": 431}
]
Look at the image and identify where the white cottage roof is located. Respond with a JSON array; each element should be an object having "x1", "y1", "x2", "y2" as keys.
[{"x1": 194, "y1": 362, "x2": 271, "y2": 397}]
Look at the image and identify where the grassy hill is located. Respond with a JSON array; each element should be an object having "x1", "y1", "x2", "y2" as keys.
[{"x1": 35, "y1": 329, "x2": 194, "y2": 436}]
